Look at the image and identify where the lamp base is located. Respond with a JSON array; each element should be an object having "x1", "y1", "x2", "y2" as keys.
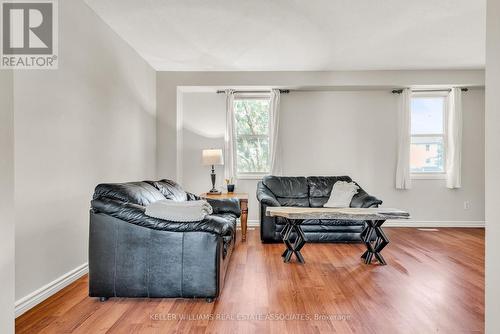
[{"x1": 208, "y1": 165, "x2": 221, "y2": 195}]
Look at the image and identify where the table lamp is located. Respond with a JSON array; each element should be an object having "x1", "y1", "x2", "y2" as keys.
[{"x1": 202, "y1": 149, "x2": 224, "y2": 194}]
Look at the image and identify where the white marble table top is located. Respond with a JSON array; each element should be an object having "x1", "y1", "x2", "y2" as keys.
[{"x1": 266, "y1": 207, "x2": 410, "y2": 221}]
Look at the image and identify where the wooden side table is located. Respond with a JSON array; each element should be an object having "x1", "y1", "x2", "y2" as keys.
[{"x1": 200, "y1": 192, "x2": 249, "y2": 242}]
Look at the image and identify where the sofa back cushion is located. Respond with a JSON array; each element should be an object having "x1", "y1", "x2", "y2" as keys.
[
  {"x1": 93, "y1": 182, "x2": 165, "y2": 206},
  {"x1": 145, "y1": 179, "x2": 188, "y2": 202},
  {"x1": 262, "y1": 176, "x2": 309, "y2": 207},
  {"x1": 307, "y1": 176, "x2": 353, "y2": 207}
]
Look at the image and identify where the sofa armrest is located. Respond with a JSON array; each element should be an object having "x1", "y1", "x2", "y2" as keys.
[
  {"x1": 350, "y1": 193, "x2": 383, "y2": 208},
  {"x1": 205, "y1": 198, "x2": 241, "y2": 218},
  {"x1": 256, "y1": 182, "x2": 280, "y2": 207}
]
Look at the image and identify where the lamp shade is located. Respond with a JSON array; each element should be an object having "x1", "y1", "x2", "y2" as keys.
[{"x1": 202, "y1": 149, "x2": 224, "y2": 166}]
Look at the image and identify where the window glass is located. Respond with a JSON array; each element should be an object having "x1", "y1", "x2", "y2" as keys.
[
  {"x1": 410, "y1": 97, "x2": 445, "y2": 134},
  {"x1": 410, "y1": 95, "x2": 446, "y2": 173},
  {"x1": 410, "y1": 136, "x2": 445, "y2": 173},
  {"x1": 233, "y1": 98, "x2": 270, "y2": 174}
]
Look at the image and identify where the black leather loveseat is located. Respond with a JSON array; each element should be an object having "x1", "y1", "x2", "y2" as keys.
[
  {"x1": 257, "y1": 176, "x2": 382, "y2": 243},
  {"x1": 89, "y1": 179, "x2": 240, "y2": 302}
]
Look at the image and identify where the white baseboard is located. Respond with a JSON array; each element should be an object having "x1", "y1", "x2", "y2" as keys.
[
  {"x1": 246, "y1": 220, "x2": 484, "y2": 228},
  {"x1": 384, "y1": 220, "x2": 485, "y2": 228},
  {"x1": 236, "y1": 219, "x2": 260, "y2": 228},
  {"x1": 15, "y1": 263, "x2": 88, "y2": 318},
  {"x1": 247, "y1": 220, "x2": 260, "y2": 227}
]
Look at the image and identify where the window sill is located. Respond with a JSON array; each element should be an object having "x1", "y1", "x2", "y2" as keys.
[
  {"x1": 237, "y1": 174, "x2": 267, "y2": 180},
  {"x1": 411, "y1": 173, "x2": 447, "y2": 180}
]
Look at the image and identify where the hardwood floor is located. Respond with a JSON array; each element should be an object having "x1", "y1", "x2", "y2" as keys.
[{"x1": 16, "y1": 228, "x2": 484, "y2": 334}]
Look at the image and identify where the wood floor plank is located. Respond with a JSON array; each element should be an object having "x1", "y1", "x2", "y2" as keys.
[{"x1": 15, "y1": 228, "x2": 485, "y2": 333}]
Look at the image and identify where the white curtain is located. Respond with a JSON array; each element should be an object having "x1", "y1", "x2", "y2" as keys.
[
  {"x1": 395, "y1": 88, "x2": 412, "y2": 189},
  {"x1": 446, "y1": 88, "x2": 463, "y2": 189},
  {"x1": 269, "y1": 89, "x2": 282, "y2": 175},
  {"x1": 224, "y1": 90, "x2": 236, "y2": 183}
]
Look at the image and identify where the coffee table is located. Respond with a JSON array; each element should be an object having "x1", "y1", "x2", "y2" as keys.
[{"x1": 266, "y1": 207, "x2": 410, "y2": 265}]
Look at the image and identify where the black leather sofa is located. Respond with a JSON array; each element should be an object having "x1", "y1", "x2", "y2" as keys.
[
  {"x1": 257, "y1": 176, "x2": 382, "y2": 243},
  {"x1": 89, "y1": 179, "x2": 240, "y2": 302}
]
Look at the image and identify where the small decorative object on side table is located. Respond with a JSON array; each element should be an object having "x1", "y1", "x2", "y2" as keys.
[
  {"x1": 202, "y1": 149, "x2": 224, "y2": 194},
  {"x1": 225, "y1": 178, "x2": 235, "y2": 193},
  {"x1": 201, "y1": 192, "x2": 249, "y2": 242}
]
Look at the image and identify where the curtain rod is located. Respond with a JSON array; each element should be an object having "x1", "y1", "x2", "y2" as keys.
[
  {"x1": 216, "y1": 89, "x2": 290, "y2": 94},
  {"x1": 392, "y1": 88, "x2": 469, "y2": 94},
  {"x1": 215, "y1": 88, "x2": 470, "y2": 94}
]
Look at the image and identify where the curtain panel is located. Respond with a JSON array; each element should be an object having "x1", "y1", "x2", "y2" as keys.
[
  {"x1": 269, "y1": 89, "x2": 282, "y2": 176},
  {"x1": 395, "y1": 88, "x2": 412, "y2": 189},
  {"x1": 224, "y1": 90, "x2": 236, "y2": 183},
  {"x1": 446, "y1": 88, "x2": 463, "y2": 189}
]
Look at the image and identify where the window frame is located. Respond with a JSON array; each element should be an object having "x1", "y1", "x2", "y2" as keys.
[
  {"x1": 233, "y1": 93, "x2": 271, "y2": 180},
  {"x1": 409, "y1": 91, "x2": 449, "y2": 180}
]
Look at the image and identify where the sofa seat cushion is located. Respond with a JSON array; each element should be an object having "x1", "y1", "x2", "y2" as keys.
[
  {"x1": 276, "y1": 197, "x2": 310, "y2": 207},
  {"x1": 309, "y1": 197, "x2": 331, "y2": 208}
]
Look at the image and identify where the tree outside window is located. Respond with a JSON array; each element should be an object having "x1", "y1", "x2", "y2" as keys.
[{"x1": 233, "y1": 98, "x2": 271, "y2": 175}]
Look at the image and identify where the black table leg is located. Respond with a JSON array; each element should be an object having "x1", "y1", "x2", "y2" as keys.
[
  {"x1": 361, "y1": 220, "x2": 389, "y2": 265},
  {"x1": 282, "y1": 223, "x2": 294, "y2": 262},
  {"x1": 281, "y1": 219, "x2": 306, "y2": 263},
  {"x1": 280, "y1": 223, "x2": 292, "y2": 258},
  {"x1": 293, "y1": 224, "x2": 306, "y2": 263}
]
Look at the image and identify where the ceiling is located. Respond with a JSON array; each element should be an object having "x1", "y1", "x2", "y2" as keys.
[{"x1": 84, "y1": 0, "x2": 486, "y2": 71}]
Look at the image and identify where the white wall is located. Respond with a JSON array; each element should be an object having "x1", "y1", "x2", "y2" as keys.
[
  {"x1": 14, "y1": 0, "x2": 157, "y2": 307},
  {"x1": 0, "y1": 70, "x2": 15, "y2": 333},
  {"x1": 485, "y1": 0, "x2": 500, "y2": 332},
  {"x1": 280, "y1": 90, "x2": 484, "y2": 223},
  {"x1": 180, "y1": 89, "x2": 485, "y2": 224},
  {"x1": 158, "y1": 70, "x2": 484, "y2": 181},
  {"x1": 181, "y1": 93, "x2": 226, "y2": 193}
]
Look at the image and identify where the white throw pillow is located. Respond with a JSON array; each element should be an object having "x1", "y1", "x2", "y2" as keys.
[
  {"x1": 145, "y1": 199, "x2": 213, "y2": 222},
  {"x1": 323, "y1": 181, "x2": 359, "y2": 208}
]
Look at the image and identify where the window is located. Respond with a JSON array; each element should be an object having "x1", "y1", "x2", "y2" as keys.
[
  {"x1": 233, "y1": 96, "x2": 271, "y2": 177},
  {"x1": 410, "y1": 93, "x2": 447, "y2": 175}
]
